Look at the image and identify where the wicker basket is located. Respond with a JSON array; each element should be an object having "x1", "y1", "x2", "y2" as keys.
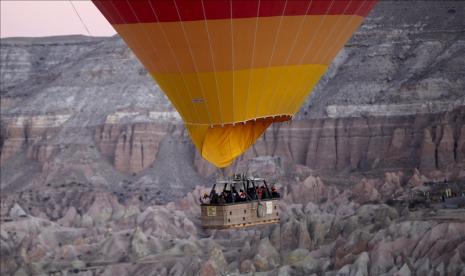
[{"x1": 201, "y1": 199, "x2": 279, "y2": 229}]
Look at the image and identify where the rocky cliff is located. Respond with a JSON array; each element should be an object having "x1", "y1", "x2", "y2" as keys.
[
  {"x1": 1, "y1": 1, "x2": 464, "y2": 201},
  {"x1": 1, "y1": 166, "x2": 464, "y2": 275},
  {"x1": 301, "y1": 0, "x2": 465, "y2": 118},
  {"x1": 1, "y1": 1, "x2": 465, "y2": 275}
]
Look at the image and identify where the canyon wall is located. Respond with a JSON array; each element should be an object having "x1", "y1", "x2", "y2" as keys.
[
  {"x1": 2, "y1": 106, "x2": 464, "y2": 190},
  {"x1": 1, "y1": 2, "x2": 465, "y2": 275},
  {"x1": 1, "y1": 1, "x2": 464, "y2": 200},
  {"x1": 253, "y1": 107, "x2": 465, "y2": 173}
]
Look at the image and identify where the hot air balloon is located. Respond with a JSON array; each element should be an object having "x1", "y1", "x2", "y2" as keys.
[{"x1": 92, "y1": 0, "x2": 378, "y2": 168}]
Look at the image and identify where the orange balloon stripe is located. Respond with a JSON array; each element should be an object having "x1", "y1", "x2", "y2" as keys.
[{"x1": 112, "y1": 14, "x2": 363, "y2": 74}]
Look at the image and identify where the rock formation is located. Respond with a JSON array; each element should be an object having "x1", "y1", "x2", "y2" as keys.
[
  {"x1": 1, "y1": 1, "x2": 465, "y2": 275},
  {"x1": 1, "y1": 2, "x2": 464, "y2": 194},
  {"x1": 1, "y1": 167, "x2": 464, "y2": 276}
]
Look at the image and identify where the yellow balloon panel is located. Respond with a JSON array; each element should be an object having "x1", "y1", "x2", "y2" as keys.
[
  {"x1": 187, "y1": 118, "x2": 290, "y2": 168},
  {"x1": 151, "y1": 64, "x2": 327, "y2": 125}
]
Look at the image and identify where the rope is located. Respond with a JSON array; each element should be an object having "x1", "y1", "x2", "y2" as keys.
[
  {"x1": 310, "y1": 0, "x2": 355, "y2": 64},
  {"x1": 201, "y1": 0, "x2": 224, "y2": 124},
  {"x1": 230, "y1": 0, "x2": 235, "y2": 123},
  {"x1": 266, "y1": 0, "x2": 314, "y2": 117},
  {"x1": 123, "y1": 1, "x2": 188, "y2": 121},
  {"x1": 173, "y1": 0, "x2": 213, "y2": 126},
  {"x1": 69, "y1": 1, "x2": 92, "y2": 36},
  {"x1": 319, "y1": 0, "x2": 368, "y2": 64},
  {"x1": 287, "y1": 0, "x2": 368, "y2": 115},
  {"x1": 146, "y1": 0, "x2": 202, "y2": 124},
  {"x1": 282, "y1": 0, "x2": 335, "y2": 114},
  {"x1": 244, "y1": 0, "x2": 261, "y2": 123},
  {"x1": 254, "y1": 0, "x2": 288, "y2": 120}
]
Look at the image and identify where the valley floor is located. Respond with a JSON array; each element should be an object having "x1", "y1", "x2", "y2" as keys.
[{"x1": 1, "y1": 167, "x2": 464, "y2": 276}]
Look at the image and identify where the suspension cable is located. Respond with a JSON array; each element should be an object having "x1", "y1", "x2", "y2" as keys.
[{"x1": 69, "y1": 1, "x2": 92, "y2": 36}]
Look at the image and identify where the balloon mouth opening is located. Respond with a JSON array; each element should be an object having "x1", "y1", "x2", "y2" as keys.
[
  {"x1": 185, "y1": 114, "x2": 293, "y2": 128},
  {"x1": 186, "y1": 115, "x2": 293, "y2": 168}
]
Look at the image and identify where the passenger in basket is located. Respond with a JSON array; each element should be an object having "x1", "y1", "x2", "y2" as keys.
[
  {"x1": 224, "y1": 190, "x2": 234, "y2": 203},
  {"x1": 218, "y1": 194, "x2": 226, "y2": 204},
  {"x1": 248, "y1": 186, "x2": 256, "y2": 199},
  {"x1": 271, "y1": 186, "x2": 280, "y2": 198},
  {"x1": 200, "y1": 193, "x2": 210, "y2": 204},
  {"x1": 232, "y1": 186, "x2": 240, "y2": 202},
  {"x1": 257, "y1": 186, "x2": 263, "y2": 199},
  {"x1": 239, "y1": 189, "x2": 247, "y2": 202},
  {"x1": 260, "y1": 186, "x2": 268, "y2": 199},
  {"x1": 210, "y1": 189, "x2": 219, "y2": 204}
]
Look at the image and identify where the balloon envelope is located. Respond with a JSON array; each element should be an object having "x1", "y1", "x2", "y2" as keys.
[{"x1": 93, "y1": 0, "x2": 377, "y2": 167}]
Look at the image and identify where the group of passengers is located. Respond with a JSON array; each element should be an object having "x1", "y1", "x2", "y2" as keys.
[{"x1": 200, "y1": 185, "x2": 280, "y2": 205}]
